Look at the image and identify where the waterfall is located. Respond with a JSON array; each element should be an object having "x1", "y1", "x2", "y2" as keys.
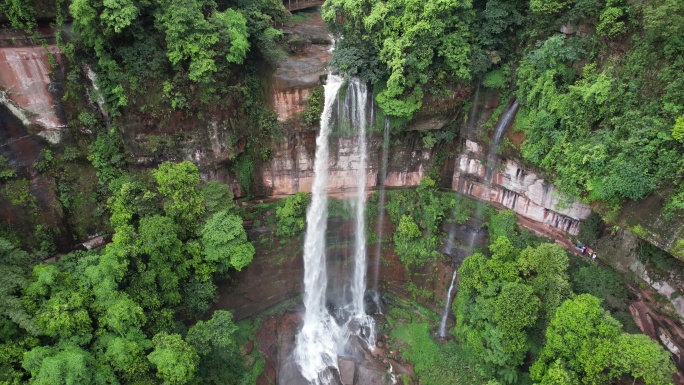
[
  {"x1": 492, "y1": 99, "x2": 520, "y2": 146},
  {"x1": 342, "y1": 79, "x2": 375, "y2": 350},
  {"x1": 437, "y1": 270, "x2": 458, "y2": 338},
  {"x1": 295, "y1": 72, "x2": 344, "y2": 384},
  {"x1": 295, "y1": 75, "x2": 376, "y2": 383},
  {"x1": 485, "y1": 99, "x2": 519, "y2": 182},
  {"x1": 371, "y1": 116, "x2": 390, "y2": 311},
  {"x1": 349, "y1": 78, "x2": 369, "y2": 316},
  {"x1": 455, "y1": 79, "x2": 481, "y2": 198}
]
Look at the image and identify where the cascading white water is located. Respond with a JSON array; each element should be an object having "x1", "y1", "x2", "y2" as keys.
[
  {"x1": 295, "y1": 75, "x2": 378, "y2": 383},
  {"x1": 492, "y1": 99, "x2": 520, "y2": 146},
  {"x1": 342, "y1": 78, "x2": 376, "y2": 350},
  {"x1": 295, "y1": 72, "x2": 344, "y2": 384},
  {"x1": 350, "y1": 78, "x2": 369, "y2": 316},
  {"x1": 485, "y1": 99, "x2": 519, "y2": 182},
  {"x1": 438, "y1": 270, "x2": 458, "y2": 338}
]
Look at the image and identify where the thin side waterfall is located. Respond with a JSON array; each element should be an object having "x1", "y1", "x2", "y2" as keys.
[
  {"x1": 438, "y1": 270, "x2": 458, "y2": 338},
  {"x1": 295, "y1": 72, "x2": 344, "y2": 384},
  {"x1": 456, "y1": 79, "x2": 481, "y2": 193},
  {"x1": 492, "y1": 99, "x2": 520, "y2": 145},
  {"x1": 449, "y1": 79, "x2": 482, "y2": 250},
  {"x1": 371, "y1": 117, "x2": 390, "y2": 311},
  {"x1": 485, "y1": 99, "x2": 519, "y2": 182}
]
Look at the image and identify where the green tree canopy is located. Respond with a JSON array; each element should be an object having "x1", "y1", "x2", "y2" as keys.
[
  {"x1": 456, "y1": 236, "x2": 572, "y2": 383},
  {"x1": 323, "y1": 0, "x2": 473, "y2": 118},
  {"x1": 201, "y1": 210, "x2": 255, "y2": 272},
  {"x1": 531, "y1": 294, "x2": 675, "y2": 385},
  {"x1": 147, "y1": 333, "x2": 199, "y2": 385},
  {"x1": 0, "y1": 238, "x2": 39, "y2": 336},
  {"x1": 153, "y1": 161, "x2": 205, "y2": 234}
]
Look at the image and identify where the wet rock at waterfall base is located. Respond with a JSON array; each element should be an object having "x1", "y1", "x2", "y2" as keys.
[
  {"x1": 338, "y1": 357, "x2": 356, "y2": 385},
  {"x1": 256, "y1": 305, "x2": 399, "y2": 385}
]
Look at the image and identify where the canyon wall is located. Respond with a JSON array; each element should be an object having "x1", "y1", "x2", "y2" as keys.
[{"x1": 0, "y1": 34, "x2": 66, "y2": 143}]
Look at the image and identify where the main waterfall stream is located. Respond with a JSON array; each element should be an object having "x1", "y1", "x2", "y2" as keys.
[
  {"x1": 295, "y1": 72, "x2": 344, "y2": 384},
  {"x1": 295, "y1": 75, "x2": 376, "y2": 384}
]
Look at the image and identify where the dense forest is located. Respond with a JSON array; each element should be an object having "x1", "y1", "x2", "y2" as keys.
[
  {"x1": 323, "y1": 0, "x2": 684, "y2": 219},
  {"x1": 1, "y1": 0, "x2": 683, "y2": 384}
]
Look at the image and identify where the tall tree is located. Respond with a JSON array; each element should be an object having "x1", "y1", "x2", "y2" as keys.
[{"x1": 531, "y1": 294, "x2": 675, "y2": 385}]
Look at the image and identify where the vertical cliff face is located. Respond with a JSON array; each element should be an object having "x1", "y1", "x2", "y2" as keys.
[
  {"x1": 260, "y1": 133, "x2": 430, "y2": 197},
  {"x1": 269, "y1": 13, "x2": 332, "y2": 123},
  {"x1": 0, "y1": 103, "x2": 70, "y2": 250},
  {"x1": 0, "y1": 44, "x2": 66, "y2": 142},
  {"x1": 453, "y1": 140, "x2": 592, "y2": 235}
]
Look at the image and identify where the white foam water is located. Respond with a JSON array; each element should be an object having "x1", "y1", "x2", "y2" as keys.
[{"x1": 294, "y1": 73, "x2": 344, "y2": 383}]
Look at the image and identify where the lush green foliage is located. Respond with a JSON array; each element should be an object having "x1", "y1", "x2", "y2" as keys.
[
  {"x1": 0, "y1": 238, "x2": 39, "y2": 338},
  {"x1": 87, "y1": 129, "x2": 126, "y2": 190},
  {"x1": 531, "y1": 294, "x2": 675, "y2": 385},
  {"x1": 457, "y1": 213, "x2": 674, "y2": 384},
  {"x1": 0, "y1": 161, "x2": 256, "y2": 383},
  {"x1": 200, "y1": 180, "x2": 238, "y2": 217},
  {"x1": 0, "y1": 156, "x2": 16, "y2": 181},
  {"x1": 577, "y1": 212, "x2": 604, "y2": 245},
  {"x1": 386, "y1": 177, "x2": 471, "y2": 265},
  {"x1": 0, "y1": 0, "x2": 36, "y2": 29},
  {"x1": 202, "y1": 211, "x2": 255, "y2": 272},
  {"x1": 569, "y1": 261, "x2": 638, "y2": 333},
  {"x1": 391, "y1": 322, "x2": 487, "y2": 385},
  {"x1": 323, "y1": 0, "x2": 473, "y2": 118},
  {"x1": 153, "y1": 161, "x2": 205, "y2": 233},
  {"x1": 385, "y1": 294, "x2": 488, "y2": 385},
  {"x1": 302, "y1": 86, "x2": 323, "y2": 126},
  {"x1": 275, "y1": 192, "x2": 309, "y2": 237},
  {"x1": 514, "y1": 0, "x2": 684, "y2": 211},
  {"x1": 67, "y1": 0, "x2": 287, "y2": 113},
  {"x1": 637, "y1": 241, "x2": 684, "y2": 282},
  {"x1": 456, "y1": 237, "x2": 571, "y2": 383}
]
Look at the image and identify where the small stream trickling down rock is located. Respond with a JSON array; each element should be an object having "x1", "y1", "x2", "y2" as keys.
[
  {"x1": 485, "y1": 99, "x2": 519, "y2": 182},
  {"x1": 439, "y1": 94, "x2": 517, "y2": 339},
  {"x1": 438, "y1": 270, "x2": 458, "y2": 338}
]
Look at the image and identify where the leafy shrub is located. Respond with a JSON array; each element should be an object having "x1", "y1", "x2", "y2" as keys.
[
  {"x1": 302, "y1": 87, "x2": 323, "y2": 126},
  {"x1": 201, "y1": 211, "x2": 255, "y2": 272},
  {"x1": 276, "y1": 193, "x2": 309, "y2": 237},
  {"x1": 88, "y1": 129, "x2": 126, "y2": 189},
  {"x1": 200, "y1": 180, "x2": 237, "y2": 216},
  {"x1": 390, "y1": 322, "x2": 487, "y2": 385},
  {"x1": 483, "y1": 66, "x2": 510, "y2": 89},
  {"x1": 487, "y1": 210, "x2": 518, "y2": 243},
  {"x1": 638, "y1": 242, "x2": 682, "y2": 281},
  {"x1": 394, "y1": 215, "x2": 439, "y2": 265},
  {"x1": 232, "y1": 154, "x2": 254, "y2": 198},
  {"x1": 0, "y1": 155, "x2": 16, "y2": 180},
  {"x1": 33, "y1": 150, "x2": 54, "y2": 173},
  {"x1": 673, "y1": 116, "x2": 684, "y2": 142},
  {"x1": 77, "y1": 111, "x2": 97, "y2": 127},
  {"x1": 386, "y1": 177, "x2": 466, "y2": 265},
  {"x1": 569, "y1": 263, "x2": 638, "y2": 332}
]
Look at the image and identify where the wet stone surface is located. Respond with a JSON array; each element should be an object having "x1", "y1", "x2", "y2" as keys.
[{"x1": 255, "y1": 306, "x2": 397, "y2": 385}]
